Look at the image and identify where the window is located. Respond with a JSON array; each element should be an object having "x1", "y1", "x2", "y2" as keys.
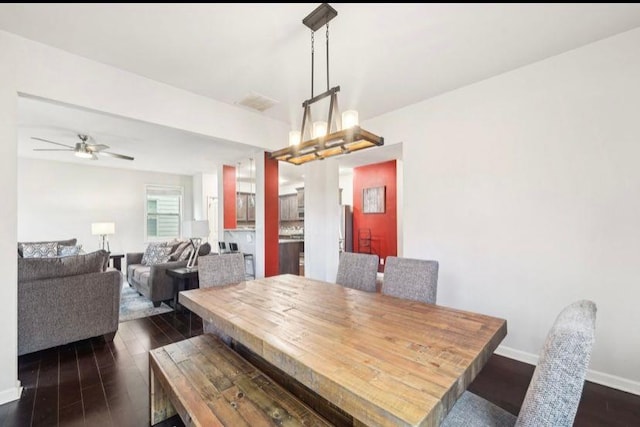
[{"x1": 145, "y1": 185, "x2": 183, "y2": 241}]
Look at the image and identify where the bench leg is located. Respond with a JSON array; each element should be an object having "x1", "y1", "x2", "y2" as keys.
[{"x1": 150, "y1": 365, "x2": 177, "y2": 425}]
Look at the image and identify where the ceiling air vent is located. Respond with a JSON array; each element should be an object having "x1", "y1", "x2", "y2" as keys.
[{"x1": 236, "y1": 92, "x2": 279, "y2": 112}]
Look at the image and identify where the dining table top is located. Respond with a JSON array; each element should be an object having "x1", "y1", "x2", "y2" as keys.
[{"x1": 179, "y1": 274, "x2": 507, "y2": 427}]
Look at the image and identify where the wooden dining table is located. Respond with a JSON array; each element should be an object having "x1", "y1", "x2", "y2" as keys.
[{"x1": 179, "y1": 274, "x2": 507, "y2": 427}]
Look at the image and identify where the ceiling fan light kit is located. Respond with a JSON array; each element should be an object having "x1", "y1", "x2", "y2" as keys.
[
  {"x1": 269, "y1": 3, "x2": 384, "y2": 166},
  {"x1": 31, "y1": 133, "x2": 134, "y2": 161}
]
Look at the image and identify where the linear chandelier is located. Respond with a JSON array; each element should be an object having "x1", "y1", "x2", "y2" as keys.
[{"x1": 269, "y1": 3, "x2": 384, "y2": 166}]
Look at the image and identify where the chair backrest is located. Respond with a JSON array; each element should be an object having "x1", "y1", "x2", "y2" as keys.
[
  {"x1": 218, "y1": 241, "x2": 227, "y2": 253},
  {"x1": 198, "y1": 253, "x2": 245, "y2": 288},
  {"x1": 381, "y1": 256, "x2": 439, "y2": 304},
  {"x1": 515, "y1": 300, "x2": 597, "y2": 427},
  {"x1": 335, "y1": 252, "x2": 379, "y2": 292}
]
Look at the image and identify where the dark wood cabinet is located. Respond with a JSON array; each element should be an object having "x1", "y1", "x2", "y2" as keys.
[
  {"x1": 279, "y1": 194, "x2": 299, "y2": 222},
  {"x1": 279, "y1": 241, "x2": 304, "y2": 275}
]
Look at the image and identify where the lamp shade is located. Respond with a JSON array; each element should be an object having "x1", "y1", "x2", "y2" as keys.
[
  {"x1": 91, "y1": 222, "x2": 115, "y2": 235},
  {"x1": 184, "y1": 220, "x2": 209, "y2": 238},
  {"x1": 289, "y1": 130, "x2": 301, "y2": 146},
  {"x1": 313, "y1": 121, "x2": 328, "y2": 138},
  {"x1": 342, "y1": 110, "x2": 359, "y2": 129}
]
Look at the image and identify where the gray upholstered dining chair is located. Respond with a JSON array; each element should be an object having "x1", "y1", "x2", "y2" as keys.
[
  {"x1": 198, "y1": 253, "x2": 245, "y2": 288},
  {"x1": 381, "y1": 256, "x2": 439, "y2": 304},
  {"x1": 335, "y1": 252, "x2": 379, "y2": 292},
  {"x1": 197, "y1": 253, "x2": 246, "y2": 342},
  {"x1": 441, "y1": 299, "x2": 597, "y2": 427}
]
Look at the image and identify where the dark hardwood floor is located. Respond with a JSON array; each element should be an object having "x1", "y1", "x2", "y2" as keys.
[{"x1": 0, "y1": 310, "x2": 638, "y2": 426}]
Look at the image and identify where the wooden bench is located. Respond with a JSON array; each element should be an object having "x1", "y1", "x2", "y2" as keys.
[{"x1": 149, "y1": 334, "x2": 331, "y2": 426}]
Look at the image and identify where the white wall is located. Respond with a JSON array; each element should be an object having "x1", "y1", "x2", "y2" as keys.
[
  {"x1": 338, "y1": 170, "x2": 353, "y2": 207},
  {"x1": 304, "y1": 160, "x2": 340, "y2": 282},
  {"x1": 0, "y1": 32, "x2": 21, "y2": 405},
  {"x1": 18, "y1": 158, "x2": 193, "y2": 254},
  {"x1": 192, "y1": 172, "x2": 217, "y2": 221},
  {"x1": 0, "y1": 29, "x2": 289, "y2": 402},
  {"x1": 279, "y1": 183, "x2": 300, "y2": 196},
  {"x1": 366, "y1": 28, "x2": 640, "y2": 393}
]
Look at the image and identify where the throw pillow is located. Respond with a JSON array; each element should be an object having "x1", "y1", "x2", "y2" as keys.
[
  {"x1": 142, "y1": 243, "x2": 173, "y2": 265},
  {"x1": 178, "y1": 246, "x2": 193, "y2": 261},
  {"x1": 169, "y1": 241, "x2": 191, "y2": 261},
  {"x1": 58, "y1": 244, "x2": 83, "y2": 257},
  {"x1": 141, "y1": 242, "x2": 166, "y2": 265},
  {"x1": 146, "y1": 245, "x2": 173, "y2": 265},
  {"x1": 21, "y1": 242, "x2": 58, "y2": 258},
  {"x1": 18, "y1": 238, "x2": 77, "y2": 257}
]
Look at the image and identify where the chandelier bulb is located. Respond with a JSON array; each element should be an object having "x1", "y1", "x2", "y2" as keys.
[{"x1": 342, "y1": 110, "x2": 359, "y2": 129}]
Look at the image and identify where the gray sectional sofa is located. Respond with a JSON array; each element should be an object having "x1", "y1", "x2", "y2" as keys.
[
  {"x1": 127, "y1": 242, "x2": 211, "y2": 306},
  {"x1": 17, "y1": 245, "x2": 121, "y2": 355}
]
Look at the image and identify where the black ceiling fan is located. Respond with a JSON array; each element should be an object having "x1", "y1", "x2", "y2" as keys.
[{"x1": 31, "y1": 134, "x2": 134, "y2": 161}]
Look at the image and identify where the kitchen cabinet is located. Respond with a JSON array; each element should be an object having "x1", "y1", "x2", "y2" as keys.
[
  {"x1": 247, "y1": 193, "x2": 255, "y2": 221},
  {"x1": 279, "y1": 194, "x2": 299, "y2": 222},
  {"x1": 296, "y1": 187, "x2": 304, "y2": 219},
  {"x1": 236, "y1": 192, "x2": 247, "y2": 221},
  {"x1": 279, "y1": 240, "x2": 304, "y2": 275},
  {"x1": 237, "y1": 192, "x2": 255, "y2": 222}
]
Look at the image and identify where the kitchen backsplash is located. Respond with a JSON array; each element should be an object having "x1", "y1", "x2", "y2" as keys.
[{"x1": 280, "y1": 222, "x2": 304, "y2": 236}]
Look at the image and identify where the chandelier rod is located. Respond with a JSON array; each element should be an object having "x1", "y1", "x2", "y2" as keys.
[
  {"x1": 326, "y1": 20, "x2": 330, "y2": 92},
  {"x1": 311, "y1": 30, "x2": 315, "y2": 99}
]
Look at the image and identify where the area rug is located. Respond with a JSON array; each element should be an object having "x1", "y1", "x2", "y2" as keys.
[{"x1": 119, "y1": 284, "x2": 173, "y2": 322}]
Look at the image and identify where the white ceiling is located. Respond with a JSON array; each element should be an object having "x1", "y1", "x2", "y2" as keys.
[
  {"x1": 17, "y1": 96, "x2": 259, "y2": 176},
  {"x1": 5, "y1": 3, "x2": 640, "y2": 180}
]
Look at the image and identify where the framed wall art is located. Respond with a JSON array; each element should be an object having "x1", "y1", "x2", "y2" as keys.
[{"x1": 363, "y1": 186, "x2": 385, "y2": 214}]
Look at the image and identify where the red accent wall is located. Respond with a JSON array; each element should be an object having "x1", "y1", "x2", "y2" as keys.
[
  {"x1": 264, "y1": 153, "x2": 279, "y2": 277},
  {"x1": 352, "y1": 160, "x2": 397, "y2": 271},
  {"x1": 223, "y1": 165, "x2": 237, "y2": 230}
]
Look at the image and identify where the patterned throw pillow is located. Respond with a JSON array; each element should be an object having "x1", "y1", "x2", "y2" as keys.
[
  {"x1": 21, "y1": 242, "x2": 58, "y2": 258},
  {"x1": 178, "y1": 246, "x2": 193, "y2": 261},
  {"x1": 58, "y1": 244, "x2": 83, "y2": 257},
  {"x1": 142, "y1": 243, "x2": 174, "y2": 265},
  {"x1": 169, "y1": 241, "x2": 191, "y2": 261}
]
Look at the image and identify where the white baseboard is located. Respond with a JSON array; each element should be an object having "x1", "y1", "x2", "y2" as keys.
[
  {"x1": 0, "y1": 381, "x2": 22, "y2": 405},
  {"x1": 495, "y1": 345, "x2": 640, "y2": 396}
]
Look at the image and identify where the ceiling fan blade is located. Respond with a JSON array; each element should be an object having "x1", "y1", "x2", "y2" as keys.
[
  {"x1": 33, "y1": 148, "x2": 74, "y2": 152},
  {"x1": 31, "y1": 137, "x2": 75, "y2": 149},
  {"x1": 100, "y1": 151, "x2": 134, "y2": 161},
  {"x1": 87, "y1": 144, "x2": 109, "y2": 152}
]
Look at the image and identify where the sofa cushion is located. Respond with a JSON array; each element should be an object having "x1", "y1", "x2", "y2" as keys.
[
  {"x1": 133, "y1": 265, "x2": 151, "y2": 283},
  {"x1": 139, "y1": 271, "x2": 151, "y2": 287},
  {"x1": 21, "y1": 242, "x2": 58, "y2": 258},
  {"x1": 18, "y1": 238, "x2": 77, "y2": 257},
  {"x1": 18, "y1": 249, "x2": 110, "y2": 282},
  {"x1": 58, "y1": 244, "x2": 83, "y2": 257},
  {"x1": 127, "y1": 264, "x2": 139, "y2": 280}
]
